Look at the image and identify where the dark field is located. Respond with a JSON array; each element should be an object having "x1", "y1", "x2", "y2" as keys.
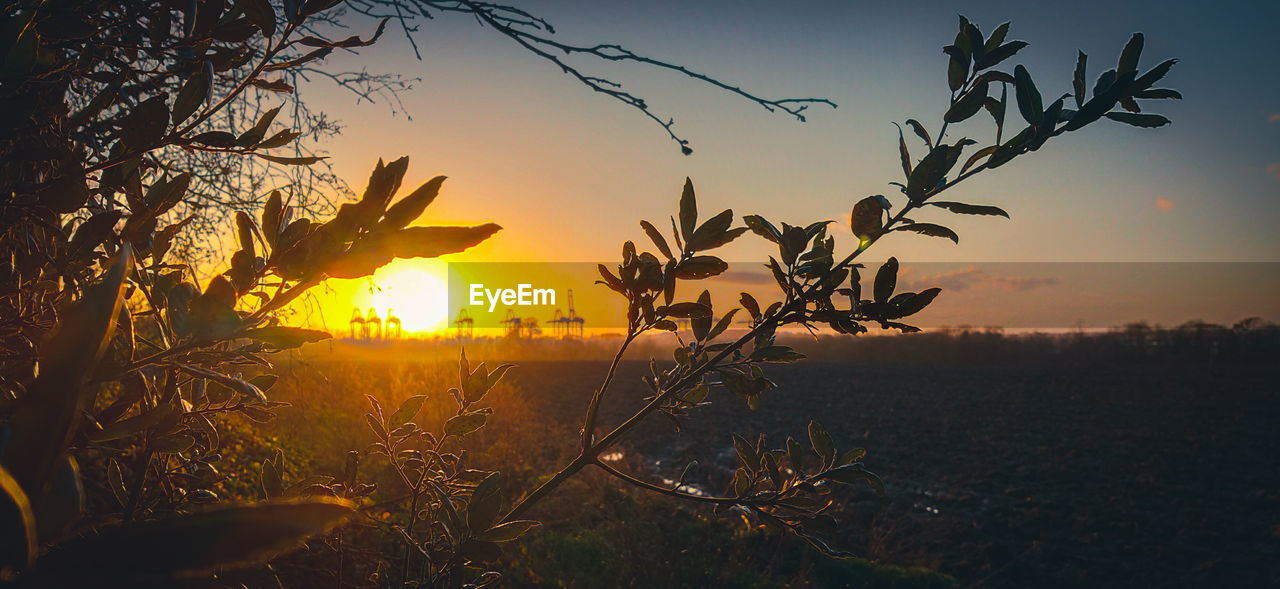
[
  {"x1": 268, "y1": 343, "x2": 1278, "y2": 588},
  {"x1": 489, "y1": 358, "x2": 1279, "y2": 587}
]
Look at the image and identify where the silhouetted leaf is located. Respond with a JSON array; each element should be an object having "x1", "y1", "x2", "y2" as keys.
[
  {"x1": 640, "y1": 220, "x2": 673, "y2": 259},
  {"x1": 1134, "y1": 58, "x2": 1178, "y2": 89},
  {"x1": 0, "y1": 465, "x2": 35, "y2": 574},
  {"x1": 1104, "y1": 112, "x2": 1170, "y2": 128},
  {"x1": 808, "y1": 420, "x2": 835, "y2": 466},
  {"x1": 262, "y1": 190, "x2": 283, "y2": 248},
  {"x1": 34, "y1": 498, "x2": 354, "y2": 580},
  {"x1": 380, "y1": 175, "x2": 445, "y2": 231},
  {"x1": 467, "y1": 473, "x2": 503, "y2": 531},
  {"x1": 823, "y1": 465, "x2": 886, "y2": 497},
  {"x1": 904, "y1": 119, "x2": 932, "y2": 148},
  {"x1": 1117, "y1": 32, "x2": 1143, "y2": 75},
  {"x1": 1073, "y1": 51, "x2": 1088, "y2": 107},
  {"x1": 1013, "y1": 65, "x2": 1043, "y2": 127},
  {"x1": 688, "y1": 209, "x2": 735, "y2": 251},
  {"x1": 873, "y1": 257, "x2": 898, "y2": 303},
  {"x1": 234, "y1": 0, "x2": 275, "y2": 38},
  {"x1": 976, "y1": 40, "x2": 1027, "y2": 70},
  {"x1": 928, "y1": 201, "x2": 1009, "y2": 217},
  {"x1": 1, "y1": 245, "x2": 130, "y2": 500},
  {"x1": 172, "y1": 70, "x2": 209, "y2": 124},
  {"x1": 943, "y1": 44, "x2": 967, "y2": 92},
  {"x1": 473, "y1": 520, "x2": 540, "y2": 542},
  {"x1": 674, "y1": 256, "x2": 727, "y2": 279},
  {"x1": 896, "y1": 123, "x2": 912, "y2": 178},
  {"x1": 897, "y1": 222, "x2": 959, "y2": 243},
  {"x1": 945, "y1": 80, "x2": 989, "y2": 123},
  {"x1": 241, "y1": 326, "x2": 330, "y2": 349},
  {"x1": 660, "y1": 302, "x2": 711, "y2": 319},
  {"x1": 742, "y1": 215, "x2": 781, "y2": 243},
  {"x1": 237, "y1": 105, "x2": 281, "y2": 146},
  {"x1": 1134, "y1": 88, "x2": 1182, "y2": 100},
  {"x1": 894, "y1": 287, "x2": 942, "y2": 318},
  {"x1": 254, "y1": 153, "x2": 325, "y2": 166},
  {"x1": 678, "y1": 177, "x2": 697, "y2": 241}
]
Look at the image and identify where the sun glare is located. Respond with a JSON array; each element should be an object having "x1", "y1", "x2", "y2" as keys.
[{"x1": 349, "y1": 259, "x2": 450, "y2": 335}]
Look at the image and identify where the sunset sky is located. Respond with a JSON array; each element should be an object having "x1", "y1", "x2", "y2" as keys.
[{"x1": 292, "y1": 1, "x2": 1279, "y2": 334}]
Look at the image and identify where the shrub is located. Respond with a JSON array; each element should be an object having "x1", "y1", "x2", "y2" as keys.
[{"x1": 0, "y1": 2, "x2": 1177, "y2": 586}]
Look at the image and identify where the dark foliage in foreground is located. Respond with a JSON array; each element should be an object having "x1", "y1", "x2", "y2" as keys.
[{"x1": 0, "y1": 2, "x2": 1178, "y2": 586}]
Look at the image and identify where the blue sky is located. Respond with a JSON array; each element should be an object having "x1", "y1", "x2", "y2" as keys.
[{"x1": 300, "y1": 0, "x2": 1280, "y2": 267}]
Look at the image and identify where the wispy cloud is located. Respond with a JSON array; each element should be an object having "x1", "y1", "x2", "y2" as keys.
[
  {"x1": 1156, "y1": 196, "x2": 1174, "y2": 211},
  {"x1": 910, "y1": 266, "x2": 1060, "y2": 293},
  {"x1": 1268, "y1": 113, "x2": 1280, "y2": 123},
  {"x1": 1268, "y1": 163, "x2": 1280, "y2": 180},
  {"x1": 718, "y1": 270, "x2": 773, "y2": 286}
]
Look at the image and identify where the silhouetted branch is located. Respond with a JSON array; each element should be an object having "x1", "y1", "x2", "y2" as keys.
[{"x1": 347, "y1": 0, "x2": 837, "y2": 153}]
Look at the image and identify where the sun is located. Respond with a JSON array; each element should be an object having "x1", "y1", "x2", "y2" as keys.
[{"x1": 350, "y1": 259, "x2": 450, "y2": 335}]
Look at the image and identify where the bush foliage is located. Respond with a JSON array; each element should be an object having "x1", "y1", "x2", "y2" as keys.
[{"x1": 0, "y1": 2, "x2": 1177, "y2": 586}]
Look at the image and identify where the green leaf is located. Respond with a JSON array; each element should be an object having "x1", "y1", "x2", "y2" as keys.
[
  {"x1": 444, "y1": 412, "x2": 488, "y2": 437},
  {"x1": 897, "y1": 222, "x2": 959, "y2": 243},
  {"x1": 467, "y1": 473, "x2": 503, "y2": 531},
  {"x1": 1104, "y1": 112, "x2": 1170, "y2": 128},
  {"x1": 807, "y1": 420, "x2": 835, "y2": 466},
  {"x1": 33, "y1": 498, "x2": 354, "y2": 580},
  {"x1": 732, "y1": 433, "x2": 760, "y2": 471},
  {"x1": 786, "y1": 437, "x2": 805, "y2": 474},
  {"x1": 241, "y1": 326, "x2": 330, "y2": 349},
  {"x1": 473, "y1": 520, "x2": 540, "y2": 543},
  {"x1": 873, "y1": 257, "x2": 898, "y2": 304},
  {"x1": 678, "y1": 177, "x2": 697, "y2": 241},
  {"x1": 822, "y1": 465, "x2": 886, "y2": 497},
  {"x1": 1013, "y1": 65, "x2": 1043, "y2": 127},
  {"x1": 388, "y1": 395, "x2": 428, "y2": 428},
  {"x1": 928, "y1": 201, "x2": 1009, "y2": 217}
]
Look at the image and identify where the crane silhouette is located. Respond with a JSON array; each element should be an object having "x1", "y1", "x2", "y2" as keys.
[
  {"x1": 384, "y1": 309, "x2": 402, "y2": 339},
  {"x1": 349, "y1": 308, "x2": 365, "y2": 339},
  {"x1": 453, "y1": 308, "x2": 474, "y2": 339},
  {"x1": 364, "y1": 307, "x2": 381, "y2": 340},
  {"x1": 501, "y1": 310, "x2": 540, "y2": 338},
  {"x1": 549, "y1": 289, "x2": 585, "y2": 338}
]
